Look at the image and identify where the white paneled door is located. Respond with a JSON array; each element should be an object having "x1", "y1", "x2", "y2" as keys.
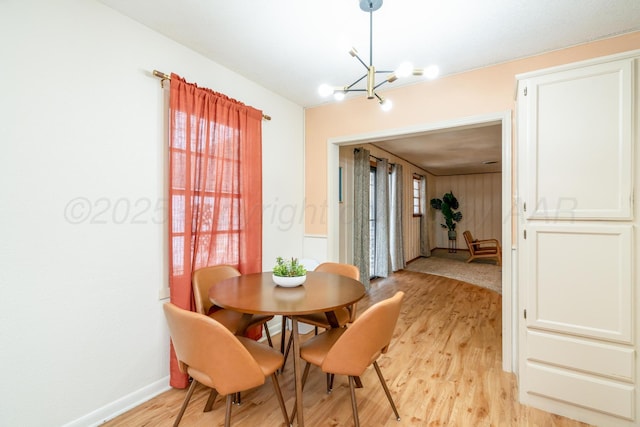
[{"x1": 517, "y1": 53, "x2": 639, "y2": 426}]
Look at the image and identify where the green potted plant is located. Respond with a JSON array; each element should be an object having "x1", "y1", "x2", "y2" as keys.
[
  {"x1": 272, "y1": 256, "x2": 307, "y2": 287},
  {"x1": 430, "y1": 191, "x2": 463, "y2": 240}
]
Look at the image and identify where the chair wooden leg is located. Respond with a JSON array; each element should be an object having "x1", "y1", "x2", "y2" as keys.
[
  {"x1": 283, "y1": 332, "x2": 293, "y2": 370},
  {"x1": 204, "y1": 388, "x2": 218, "y2": 412},
  {"x1": 289, "y1": 362, "x2": 311, "y2": 425},
  {"x1": 224, "y1": 394, "x2": 233, "y2": 427},
  {"x1": 173, "y1": 379, "x2": 198, "y2": 427},
  {"x1": 264, "y1": 323, "x2": 273, "y2": 348},
  {"x1": 348, "y1": 376, "x2": 360, "y2": 427},
  {"x1": 326, "y1": 373, "x2": 334, "y2": 393},
  {"x1": 301, "y1": 361, "x2": 311, "y2": 387},
  {"x1": 270, "y1": 373, "x2": 290, "y2": 426},
  {"x1": 373, "y1": 361, "x2": 400, "y2": 421},
  {"x1": 280, "y1": 316, "x2": 287, "y2": 354}
]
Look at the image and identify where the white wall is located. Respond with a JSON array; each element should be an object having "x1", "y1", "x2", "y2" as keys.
[{"x1": 0, "y1": 1, "x2": 304, "y2": 426}]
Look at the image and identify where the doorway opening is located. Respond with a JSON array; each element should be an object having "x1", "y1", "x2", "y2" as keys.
[{"x1": 326, "y1": 111, "x2": 514, "y2": 372}]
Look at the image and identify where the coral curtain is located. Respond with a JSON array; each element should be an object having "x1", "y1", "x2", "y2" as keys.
[{"x1": 168, "y1": 74, "x2": 263, "y2": 388}]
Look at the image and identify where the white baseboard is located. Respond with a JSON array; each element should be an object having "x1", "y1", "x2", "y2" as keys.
[{"x1": 63, "y1": 376, "x2": 170, "y2": 427}]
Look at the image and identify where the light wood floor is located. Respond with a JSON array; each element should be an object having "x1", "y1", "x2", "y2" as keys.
[{"x1": 104, "y1": 270, "x2": 593, "y2": 427}]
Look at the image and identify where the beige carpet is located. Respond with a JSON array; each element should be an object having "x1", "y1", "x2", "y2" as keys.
[{"x1": 404, "y1": 248, "x2": 502, "y2": 294}]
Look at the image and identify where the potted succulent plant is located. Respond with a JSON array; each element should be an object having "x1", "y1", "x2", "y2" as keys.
[
  {"x1": 272, "y1": 256, "x2": 307, "y2": 287},
  {"x1": 430, "y1": 191, "x2": 463, "y2": 240}
]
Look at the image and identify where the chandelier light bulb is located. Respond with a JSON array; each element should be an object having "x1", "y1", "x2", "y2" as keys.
[
  {"x1": 318, "y1": 84, "x2": 334, "y2": 97},
  {"x1": 423, "y1": 65, "x2": 440, "y2": 79},
  {"x1": 380, "y1": 98, "x2": 393, "y2": 111},
  {"x1": 395, "y1": 62, "x2": 413, "y2": 78},
  {"x1": 334, "y1": 91, "x2": 346, "y2": 101}
]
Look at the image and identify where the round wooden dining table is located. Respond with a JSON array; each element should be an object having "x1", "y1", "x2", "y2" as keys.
[{"x1": 209, "y1": 271, "x2": 365, "y2": 427}]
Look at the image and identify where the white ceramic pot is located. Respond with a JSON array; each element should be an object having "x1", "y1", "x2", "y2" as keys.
[{"x1": 272, "y1": 274, "x2": 306, "y2": 287}]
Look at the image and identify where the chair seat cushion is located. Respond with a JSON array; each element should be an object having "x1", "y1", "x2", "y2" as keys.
[
  {"x1": 209, "y1": 309, "x2": 242, "y2": 333},
  {"x1": 300, "y1": 327, "x2": 345, "y2": 367},
  {"x1": 474, "y1": 248, "x2": 498, "y2": 254},
  {"x1": 296, "y1": 307, "x2": 351, "y2": 328},
  {"x1": 238, "y1": 336, "x2": 284, "y2": 376},
  {"x1": 210, "y1": 310, "x2": 273, "y2": 339},
  {"x1": 247, "y1": 314, "x2": 275, "y2": 328}
]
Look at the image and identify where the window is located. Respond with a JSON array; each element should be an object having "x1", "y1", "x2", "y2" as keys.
[
  {"x1": 413, "y1": 175, "x2": 422, "y2": 216},
  {"x1": 170, "y1": 115, "x2": 242, "y2": 277}
]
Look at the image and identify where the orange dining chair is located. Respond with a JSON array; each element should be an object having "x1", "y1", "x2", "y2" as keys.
[
  {"x1": 463, "y1": 230, "x2": 502, "y2": 266},
  {"x1": 296, "y1": 262, "x2": 360, "y2": 331},
  {"x1": 290, "y1": 291, "x2": 405, "y2": 427},
  {"x1": 192, "y1": 265, "x2": 274, "y2": 347},
  {"x1": 282, "y1": 262, "x2": 360, "y2": 387},
  {"x1": 163, "y1": 303, "x2": 289, "y2": 427}
]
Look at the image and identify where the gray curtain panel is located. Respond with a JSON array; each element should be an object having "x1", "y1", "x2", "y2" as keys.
[
  {"x1": 419, "y1": 175, "x2": 431, "y2": 257},
  {"x1": 390, "y1": 164, "x2": 405, "y2": 271},
  {"x1": 353, "y1": 148, "x2": 370, "y2": 289},
  {"x1": 374, "y1": 158, "x2": 390, "y2": 277}
]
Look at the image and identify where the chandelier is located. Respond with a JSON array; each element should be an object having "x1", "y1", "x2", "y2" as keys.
[{"x1": 318, "y1": 0, "x2": 439, "y2": 111}]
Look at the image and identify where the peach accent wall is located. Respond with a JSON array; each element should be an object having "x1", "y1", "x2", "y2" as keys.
[{"x1": 305, "y1": 32, "x2": 640, "y2": 235}]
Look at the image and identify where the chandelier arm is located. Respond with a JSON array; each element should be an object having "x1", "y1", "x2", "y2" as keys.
[
  {"x1": 345, "y1": 74, "x2": 368, "y2": 90},
  {"x1": 373, "y1": 80, "x2": 389, "y2": 90},
  {"x1": 352, "y1": 53, "x2": 369, "y2": 70}
]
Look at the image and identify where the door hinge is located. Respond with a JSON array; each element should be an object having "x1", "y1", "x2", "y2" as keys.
[
  {"x1": 524, "y1": 86, "x2": 527, "y2": 96},
  {"x1": 524, "y1": 229, "x2": 527, "y2": 239},
  {"x1": 524, "y1": 309, "x2": 527, "y2": 319},
  {"x1": 523, "y1": 202, "x2": 526, "y2": 212}
]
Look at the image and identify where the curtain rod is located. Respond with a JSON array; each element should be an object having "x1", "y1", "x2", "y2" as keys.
[
  {"x1": 369, "y1": 153, "x2": 396, "y2": 166},
  {"x1": 152, "y1": 70, "x2": 271, "y2": 121},
  {"x1": 353, "y1": 148, "x2": 395, "y2": 165}
]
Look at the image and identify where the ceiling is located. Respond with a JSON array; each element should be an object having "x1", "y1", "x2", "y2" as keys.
[
  {"x1": 99, "y1": 0, "x2": 640, "y2": 175},
  {"x1": 372, "y1": 123, "x2": 503, "y2": 175}
]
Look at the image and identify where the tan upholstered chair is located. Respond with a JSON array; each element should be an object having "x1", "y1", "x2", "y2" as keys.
[
  {"x1": 291, "y1": 291, "x2": 405, "y2": 427},
  {"x1": 163, "y1": 303, "x2": 289, "y2": 427},
  {"x1": 282, "y1": 262, "x2": 360, "y2": 376},
  {"x1": 192, "y1": 265, "x2": 274, "y2": 347},
  {"x1": 297, "y1": 262, "x2": 360, "y2": 329},
  {"x1": 463, "y1": 230, "x2": 502, "y2": 266}
]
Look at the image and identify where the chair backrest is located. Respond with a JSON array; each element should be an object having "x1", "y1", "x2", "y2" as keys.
[
  {"x1": 463, "y1": 230, "x2": 474, "y2": 251},
  {"x1": 163, "y1": 303, "x2": 265, "y2": 395},
  {"x1": 314, "y1": 262, "x2": 360, "y2": 281},
  {"x1": 315, "y1": 262, "x2": 361, "y2": 322},
  {"x1": 322, "y1": 291, "x2": 404, "y2": 376},
  {"x1": 192, "y1": 265, "x2": 241, "y2": 315}
]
